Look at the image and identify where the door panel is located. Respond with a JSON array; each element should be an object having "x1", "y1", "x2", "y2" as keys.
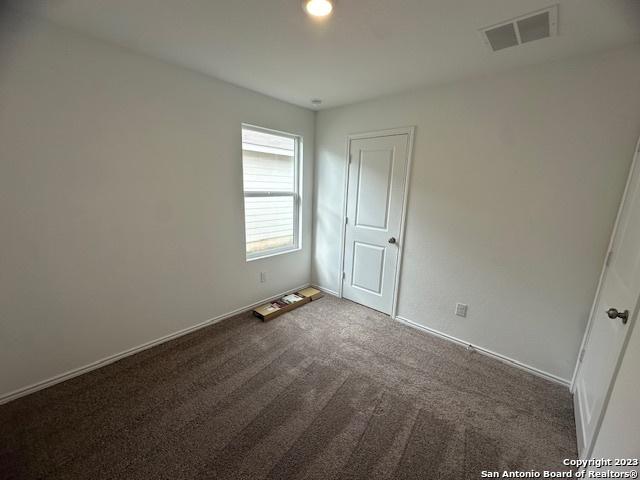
[
  {"x1": 342, "y1": 134, "x2": 409, "y2": 314},
  {"x1": 352, "y1": 242, "x2": 386, "y2": 294},
  {"x1": 355, "y1": 149, "x2": 393, "y2": 229},
  {"x1": 574, "y1": 146, "x2": 640, "y2": 455}
]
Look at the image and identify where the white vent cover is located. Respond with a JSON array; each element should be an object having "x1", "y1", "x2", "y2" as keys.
[{"x1": 480, "y1": 5, "x2": 558, "y2": 52}]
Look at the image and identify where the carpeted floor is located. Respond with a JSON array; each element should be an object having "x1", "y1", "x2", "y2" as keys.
[{"x1": 0, "y1": 294, "x2": 576, "y2": 480}]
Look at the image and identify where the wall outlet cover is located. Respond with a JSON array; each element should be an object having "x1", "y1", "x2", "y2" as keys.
[{"x1": 455, "y1": 303, "x2": 468, "y2": 317}]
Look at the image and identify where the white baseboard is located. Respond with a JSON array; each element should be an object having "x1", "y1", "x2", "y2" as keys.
[
  {"x1": 312, "y1": 284, "x2": 340, "y2": 297},
  {"x1": 0, "y1": 283, "x2": 310, "y2": 405},
  {"x1": 573, "y1": 389, "x2": 586, "y2": 458},
  {"x1": 395, "y1": 315, "x2": 570, "y2": 388}
]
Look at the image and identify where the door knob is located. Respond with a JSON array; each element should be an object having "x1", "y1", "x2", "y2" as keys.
[
  {"x1": 388, "y1": 237, "x2": 397, "y2": 244},
  {"x1": 606, "y1": 308, "x2": 629, "y2": 325}
]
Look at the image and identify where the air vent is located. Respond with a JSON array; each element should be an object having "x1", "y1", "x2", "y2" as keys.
[{"x1": 480, "y1": 5, "x2": 558, "y2": 52}]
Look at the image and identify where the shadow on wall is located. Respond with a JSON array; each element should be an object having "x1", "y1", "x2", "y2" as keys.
[
  {"x1": 0, "y1": 0, "x2": 42, "y2": 29},
  {"x1": 313, "y1": 146, "x2": 346, "y2": 289},
  {"x1": 0, "y1": 1, "x2": 42, "y2": 77},
  {"x1": 614, "y1": 1, "x2": 640, "y2": 31}
]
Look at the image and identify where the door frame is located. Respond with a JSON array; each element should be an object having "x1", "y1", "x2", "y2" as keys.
[
  {"x1": 337, "y1": 126, "x2": 416, "y2": 318},
  {"x1": 570, "y1": 134, "x2": 640, "y2": 458}
]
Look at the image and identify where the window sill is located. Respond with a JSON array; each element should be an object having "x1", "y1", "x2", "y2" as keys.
[{"x1": 246, "y1": 246, "x2": 302, "y2": 262}]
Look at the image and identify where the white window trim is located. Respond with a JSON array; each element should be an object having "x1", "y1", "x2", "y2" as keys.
[{"x1": 242, "y1": 124, "x2": 302, "y2": 261}]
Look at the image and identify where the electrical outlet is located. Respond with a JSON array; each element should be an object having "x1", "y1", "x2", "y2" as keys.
[
  {"x1": 260, "y1": 272, "x2": 267, "y2": 283},
  {"x1": 455, "y1": 303, "x2": 468, "y2": 317}
]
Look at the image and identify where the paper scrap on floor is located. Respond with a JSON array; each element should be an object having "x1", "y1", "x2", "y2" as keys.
[{"x1": 282, "y1": 294, "x2": 304, "y2": 304}]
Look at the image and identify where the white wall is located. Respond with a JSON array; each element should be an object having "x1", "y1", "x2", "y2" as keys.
[
  {"x1": 313, "y1": 46, "x2": 640, "y2": 382},
  {"x1": 0, "y1": 16, "x2": 314, "y2": 399},
  {"x1": 589, "y1": 306, "x2": 640, "y2": 462}
]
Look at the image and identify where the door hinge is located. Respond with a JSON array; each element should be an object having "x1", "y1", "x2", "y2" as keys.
[
  {"x1": 349, "y1": 153, "x2": 353, "y2": 164},
  {"x1": 579, "y1": 349, "x2": 586, "y2": 362},
  {"x1": 605, "y1": 250, "x2": 614, "y2": 267},
  {"x1": 342, "y1": 272, "x2": 346, "y2": 280},
  {"x1": 345, "y1": 216, "x2": 348, "y2": 225}
]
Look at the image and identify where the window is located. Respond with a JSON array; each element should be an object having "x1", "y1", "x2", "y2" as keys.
[{"x1": 241, "y1": 125, "x2": 301, "y2": 259}]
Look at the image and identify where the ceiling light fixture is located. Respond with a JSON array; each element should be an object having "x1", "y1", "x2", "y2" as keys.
[{"x1": 303, "y1": 0, "x2": 333, "y2": 18}]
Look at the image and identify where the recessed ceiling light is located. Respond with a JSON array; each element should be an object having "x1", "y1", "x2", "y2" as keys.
[
  {"x1": 311, "y1": 99, "x2": 322, "y2": 106},
  {"x1": 303, "y1": 0, "x2": 333, "y2": 18}
]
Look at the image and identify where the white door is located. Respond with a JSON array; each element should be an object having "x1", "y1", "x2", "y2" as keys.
[
  {"x1": 574, "y1": 143, "x2": 640, "y2": 456},
  {"x1": 342, "y1": 132, "x2": 411, "y2": 315}
]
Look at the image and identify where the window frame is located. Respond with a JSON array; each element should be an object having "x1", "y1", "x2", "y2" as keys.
[{"x1": 241, "y1": 124, "x2": 302, "y2": 261}]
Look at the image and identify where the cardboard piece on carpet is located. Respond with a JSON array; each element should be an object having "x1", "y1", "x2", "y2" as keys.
[
  {"x1": 253, "y1": 287, "x2": 323, "y2": 321},
  {"x1": 298, "y1": 287, "x2": 323, "y2": 301}
]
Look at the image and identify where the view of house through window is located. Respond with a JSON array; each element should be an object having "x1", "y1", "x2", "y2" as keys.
[{"x1": 242, "y1": 125, "x2": 300, "y2": 259}]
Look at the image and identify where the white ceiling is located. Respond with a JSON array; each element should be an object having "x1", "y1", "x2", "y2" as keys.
[{"x1": 14, "y1": 0, "x2": 640, "y2": 109}]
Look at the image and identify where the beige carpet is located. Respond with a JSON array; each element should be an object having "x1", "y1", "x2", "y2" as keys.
[{"x1": 0, "y1": 294, "x2": 576, "y2": 479}]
